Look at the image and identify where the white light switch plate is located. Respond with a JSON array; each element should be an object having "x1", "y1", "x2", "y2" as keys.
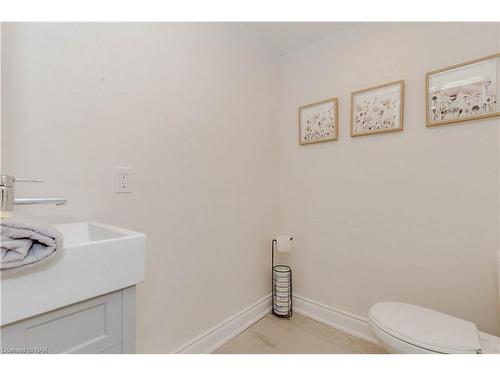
[{"x1": 114, "y1": 167, "x2": 132, "y2": 193}]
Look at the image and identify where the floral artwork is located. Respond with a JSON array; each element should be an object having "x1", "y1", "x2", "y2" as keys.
[
  {"x1": 350, "y1": 81, "x2": 404, "y2": 137},
  {"x1": 299, "y1": 98, "x2": 338, "y2": 145},
  {"x1": 427, "y1": 54, "x2": 500, "y2": 126}
]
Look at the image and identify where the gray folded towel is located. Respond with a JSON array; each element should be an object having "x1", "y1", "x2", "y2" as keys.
[{"x1": 0, "y1": 220, "x2": 63, "y2": 273}]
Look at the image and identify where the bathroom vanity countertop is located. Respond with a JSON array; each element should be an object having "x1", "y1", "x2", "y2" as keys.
[{"x1": 0, "y1": 222, "x2": 146, "y2": 326}]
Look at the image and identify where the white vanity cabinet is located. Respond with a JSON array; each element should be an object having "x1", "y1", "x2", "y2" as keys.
[
  {"x1": 0, "y1": 222, "x2": 146, "y2": 354},
  {"x1": 0, "y1": 286, "x2": 136, "y2": 354}
]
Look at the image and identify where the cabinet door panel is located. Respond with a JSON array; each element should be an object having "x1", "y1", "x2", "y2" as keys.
[{"x1": 1, "y1": 290, "x2": 122, "y2": 354}]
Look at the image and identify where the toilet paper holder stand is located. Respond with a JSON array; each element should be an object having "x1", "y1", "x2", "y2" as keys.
[{"x1": 271, "y1": 237, "x2": 293, "y2": 319}]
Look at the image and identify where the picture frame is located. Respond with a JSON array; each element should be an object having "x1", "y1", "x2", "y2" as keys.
[
  {"x1": 426, "y1": 53, "x2": 500, "y2": 127},
  {"x1": 350, "y1": 80, "x2": 404, "y2": 137},
  {"x1": 298, "y1": 97, "x2": 339, "y2": 145}
]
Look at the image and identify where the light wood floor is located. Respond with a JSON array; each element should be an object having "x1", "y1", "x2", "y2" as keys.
[{"x1": 215, "y1": 313, "x2": 386, "y2": 354}]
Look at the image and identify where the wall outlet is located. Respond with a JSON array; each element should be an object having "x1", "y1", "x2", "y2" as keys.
[{"x1": 114, "y1": 167, "x2": 132, "y2": 193}]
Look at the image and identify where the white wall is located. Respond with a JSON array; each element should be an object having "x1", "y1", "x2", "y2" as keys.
[
  {"x1": 1, "y1": 23, "x2": 279, "y2": 352},
  {"x1": 278, "y1": 22, "x2": 500, "y2": 335},
  {"x1": 0, "y1": 25, "x2": 2, "y2": 171}
]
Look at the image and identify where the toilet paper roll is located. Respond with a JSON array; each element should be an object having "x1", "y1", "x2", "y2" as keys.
[
  {"x1": 274, "y1": 308, "x2": 289, "y2": 316},
  {"x1": 275, "y1": 295, "x2": 290, "y2": 301},
  {"x1": 273, "y1": 274, "x2": 290, "y2": 281},
  {"x1": 276, "y1": 234, "x2": 292, "y2": 253},
  {"x1": 275, "y1": 302, "x2": 290, "y2": 308},
  {"x1": 275, "y1": 287, "x2": 290, "y2": 294}
]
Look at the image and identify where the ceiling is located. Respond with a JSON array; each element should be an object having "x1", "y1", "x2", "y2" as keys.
[{"x1": 246, "y1": 22, "x2": 358, "y2": 56}]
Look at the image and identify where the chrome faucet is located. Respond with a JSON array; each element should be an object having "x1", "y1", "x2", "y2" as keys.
[{"x1": 0, "y1": 174, "x2": 68, "y2": 218}]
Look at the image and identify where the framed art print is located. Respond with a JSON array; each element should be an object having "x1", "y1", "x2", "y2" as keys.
[
  {"x1": 350, "y1": 80, "x2": 404, "y2": 137},
  {"x1": 426, "y1": 53, "x2": 500, "y2": 127},
  {"x1": 298, "y1": 97, "x2": 338, "y2": 145}
]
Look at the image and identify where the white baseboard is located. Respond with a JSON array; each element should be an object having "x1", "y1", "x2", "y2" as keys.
[
  {"x1": 174, "y1": 293, "x2": 377, "y2": 354},
  {"x1": 174, "y1": 294, "x2": 272, "y2": 354},
  {"x1": 293, "y1": 294, "x2": 378, "y2": 345}
]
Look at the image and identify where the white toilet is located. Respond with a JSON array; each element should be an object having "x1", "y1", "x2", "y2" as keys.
[{"x1": 369, "y1": 254, "x2": 500, "y2": 354}]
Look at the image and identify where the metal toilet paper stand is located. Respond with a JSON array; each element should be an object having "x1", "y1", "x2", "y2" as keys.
[{"x1": 271, "y1": 237, "x2": 293, "y2": 319}]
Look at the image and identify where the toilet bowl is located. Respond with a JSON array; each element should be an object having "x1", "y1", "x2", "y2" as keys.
[
  {"x1": 369, "y1": 301, "x2": 499, "y2": 354},
  {"x1": 369, "y1": 252, "x2": 500, "y2": 354}
]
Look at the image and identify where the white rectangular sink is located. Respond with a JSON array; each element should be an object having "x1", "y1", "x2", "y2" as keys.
[{"x1": 0, "y1": 222, "x2": 146, "y2": 326}]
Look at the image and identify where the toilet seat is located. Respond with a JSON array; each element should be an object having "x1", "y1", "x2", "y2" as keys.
[{"x1": 369, "y1": 302, "x2": 482, "y2": 354}]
